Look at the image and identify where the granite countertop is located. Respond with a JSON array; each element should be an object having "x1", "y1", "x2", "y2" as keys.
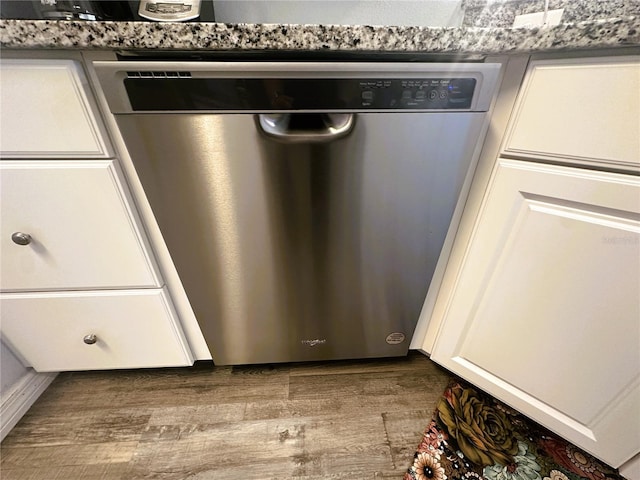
[{"x1": 1, "y1": 17, "x2": 639, "y2": 54}]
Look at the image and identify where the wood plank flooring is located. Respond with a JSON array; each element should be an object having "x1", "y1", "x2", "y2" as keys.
[{"x1": 0, "y1": 353, "x2": 451, "y2": 479}]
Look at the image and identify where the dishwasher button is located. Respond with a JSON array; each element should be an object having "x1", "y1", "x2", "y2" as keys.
[
  {"x1": 361, "y1": 90, "x2": 374, "y2": 102},
  {"x1": 428, "y1": 89, "x2": 439, "y2": 101},
  {"x1": 415, "y1": 90, "x2": 426, "y2": 100}
]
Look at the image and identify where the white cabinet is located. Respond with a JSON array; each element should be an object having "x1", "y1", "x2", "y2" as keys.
[
  {"x1": 0, "y1": 57, "x2": 193, "y2": 372},
  {"x1": 423, "y1": 55, "x2": 640, "y2": 468},
  {"x1": 0, "y1": 160, "x2": 160, "y2": 291},
  {"x1": 503, "y1": 56, "x2": 640, "y2": 169},
  {"x1": 0, "y1": 59, "x2": 111, "y2": 158},
  {"x1": 430, "y1": 159, "x2": 640, "y2": 468}
]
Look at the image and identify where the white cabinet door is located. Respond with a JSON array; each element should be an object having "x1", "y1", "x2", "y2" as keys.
[
  {"x1": 0, "y1": 59, "x2": 111, "y2": 158},
  {"x1": 503, "y1": 56, "x2": 640, "y2": 169},
  {"x1": 431, "y1": 159, "x2": 640, "y2": 468},
  {"x1": 0, "y1": 288, "x2": 193, "y2": 372},
  {"x1": 0, "y1": 160, "x2": 161, "y2": 291}
]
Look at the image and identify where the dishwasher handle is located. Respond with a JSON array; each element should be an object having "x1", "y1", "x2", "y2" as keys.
[{"x1": 256, "y1": 113, "x2": 355, "y2": 144}]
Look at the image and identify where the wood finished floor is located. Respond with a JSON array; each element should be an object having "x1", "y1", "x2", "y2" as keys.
[{"x1": 1, "y1": 353, "x2": 451, "y2": 480}]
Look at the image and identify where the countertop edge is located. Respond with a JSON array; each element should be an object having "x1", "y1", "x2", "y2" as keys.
[{"x1": 1, "y1": 17, "x2": 639, "y2": 54}]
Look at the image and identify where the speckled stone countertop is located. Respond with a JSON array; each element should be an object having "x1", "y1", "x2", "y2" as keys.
[{"x1": 1, "y1": 17, "x2": 639, "y2": 54}]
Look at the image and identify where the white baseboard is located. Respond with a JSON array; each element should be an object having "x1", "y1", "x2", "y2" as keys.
[{"x1": 0, "y1": 369, "x2": 57, "y2": 441}]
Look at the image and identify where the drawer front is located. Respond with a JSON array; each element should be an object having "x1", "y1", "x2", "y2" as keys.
[
  {"x1": 0, "y1": 160, "x2": 161, "y2": 291},
  {"x1": 0, "y1": 59, "x2": 111, "y2": 158},
  {"x1": 0, "y1": 288, "x2": 193, "y2": 372},
  {"x1": 503, "y1": 56, "x2": 640, "y2": 169}
]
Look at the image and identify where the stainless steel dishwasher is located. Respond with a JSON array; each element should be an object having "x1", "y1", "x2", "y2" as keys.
[{"x1": 95, "y1": 60, "x2": 501, "y2": 365}]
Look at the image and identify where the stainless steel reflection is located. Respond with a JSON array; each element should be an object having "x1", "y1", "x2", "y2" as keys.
[
  {"x1": 95, "y1": 60, "x2": 501, "y2": 365},
  {"x1": 116, "y1": 112, "x2": 485, "y2": 364}
]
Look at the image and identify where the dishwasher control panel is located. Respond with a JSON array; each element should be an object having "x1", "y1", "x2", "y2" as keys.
[
  {"x1": 123, "y1": 75, "x2": 478, "y2": 111},
  {"x1": 358, "y1": 78, "x2": 476, "y2": 109}
]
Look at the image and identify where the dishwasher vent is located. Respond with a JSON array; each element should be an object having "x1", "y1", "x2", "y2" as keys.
[{"x1": 126, "y1": 71, "x2": 192, "y2": 78}]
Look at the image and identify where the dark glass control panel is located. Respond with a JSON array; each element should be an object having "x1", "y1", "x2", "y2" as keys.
[
  {"x1": 358, "y1": 78, "x2": 476, "y2": 109},
  {"x1": 124, "y1": 75, "x2": 477, "y2": 111}
]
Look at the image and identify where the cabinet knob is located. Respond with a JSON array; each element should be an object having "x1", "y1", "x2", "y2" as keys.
[
  {"x1": 11, "y1": 232, "x2": 32, "y2": 246},
  {"x1": 83, "y1": 334, "x2": 97, "y2": 345}
]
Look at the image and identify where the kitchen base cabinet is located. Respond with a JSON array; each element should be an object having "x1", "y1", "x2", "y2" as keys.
[
  {"x1": 0, "y1": 288, "x2": 193, "y2": 372},
  {"x1": 430, "y1": 158, "x2": 640, "y2": 468},
  {"x1": 419, "y1": 54, "x2": 640, "y2": 469},
  {"x1": 0, "y1": 54, "x2": 197, "y2": 375}
]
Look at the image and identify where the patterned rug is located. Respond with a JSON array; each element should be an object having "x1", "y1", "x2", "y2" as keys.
[{"x1": 405, "y1": 379, "x2": 624, "y2": 480}]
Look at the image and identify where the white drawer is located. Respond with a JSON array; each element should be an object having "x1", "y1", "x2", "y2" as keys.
[
  {"x1": 0, "y1": 160, "x2": 161, "y2": 291},
  {"x1": 0, "y1": 288, "x2": 194, "y2": 372},
  {"x1": 0, "y1": 59, "x2": 111, "y2": 159},
  {"x1": 503, "y1": 56, "x2": 640, "y2": 169}
]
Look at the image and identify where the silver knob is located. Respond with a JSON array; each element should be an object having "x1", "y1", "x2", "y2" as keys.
[
  {"x1": 83, "y1": 334, "x2": 97, "y2": 345},
  {"x1": 11, "y1": 232, "x2": 32, "y2": 246}
]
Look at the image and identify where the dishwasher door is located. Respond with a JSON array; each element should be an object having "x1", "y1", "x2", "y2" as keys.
[{"x1": 116, "y1": 111, "x2": 484, "y2": 365}]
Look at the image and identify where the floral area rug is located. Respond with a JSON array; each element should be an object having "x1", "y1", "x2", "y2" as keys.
[{"x1": 405, "y1": 379, "x2": 625, "y2": 480}]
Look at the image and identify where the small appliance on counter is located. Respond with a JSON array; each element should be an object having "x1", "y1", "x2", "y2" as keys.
[
  {"x1": 138, "y1": 0, "x2": 201, "y2": 22},
  {"x1": 0, "y1": 1, "x2": 214, "y2": 22},
  {"x1": 32, "y1": 0, "x2": 141, "y2": 21},
  {"x1": 36, "y1": 0, "x2": 101, "y2": 20}
]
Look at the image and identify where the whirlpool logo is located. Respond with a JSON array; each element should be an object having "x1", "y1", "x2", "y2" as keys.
[{"x1": 301, "y1": 339, "x2": 327, "y2": 347}]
